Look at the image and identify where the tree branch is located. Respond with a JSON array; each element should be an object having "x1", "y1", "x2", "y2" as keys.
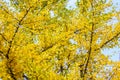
[
  {"x1": 5, "y1": 7, "x2": 31, "y2": 80},
  {"x1": 83, "y1": 1, "x2": 94, "y2": 78},
  {"x1": 0, "y1": 33, "x2": 9, "y2": 42},
  {"x1": 0, "y1": 51, "x2": 3, "y2": 54},
  {"x1": 95, "y1": 31, "x2": 120, "y2": 51},
  {"x1": 108, "y1": 68, "x2": 117, "y2": 80},
  {"x1": 83, "y1": 25, "x2": 94, "y2": 77},
  {"x1": 1, "y1": 6, "x2": 19, "y2": 21},
  {"x1": 0, "y1": 50, "x2": 6, "y2": 58}
]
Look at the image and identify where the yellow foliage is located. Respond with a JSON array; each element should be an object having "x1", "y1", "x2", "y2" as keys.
[{"x1": 0, "y1": 0, "x2": 120, "y2": 80}]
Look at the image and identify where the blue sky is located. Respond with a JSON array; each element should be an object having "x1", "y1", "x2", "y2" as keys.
[{"x1": 113, "y1": 0, "x2": 120, "y2": 11}]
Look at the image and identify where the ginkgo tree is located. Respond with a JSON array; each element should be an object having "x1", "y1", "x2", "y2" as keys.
[{"x1": 0, "y1": 0, "x2": 120, "y2": 80}]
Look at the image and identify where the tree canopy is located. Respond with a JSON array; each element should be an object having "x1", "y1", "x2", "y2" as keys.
[{"x1": 0, "y1": 0, "x2": 120, "y2": 80}]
